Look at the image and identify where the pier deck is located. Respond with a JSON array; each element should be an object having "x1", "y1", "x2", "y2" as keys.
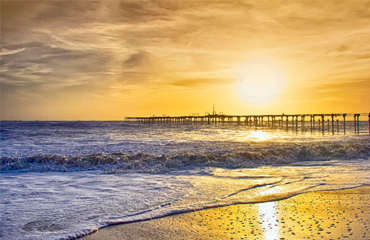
[{"x1": 125, "y1": 113, "x2": 370, "y2": 134}]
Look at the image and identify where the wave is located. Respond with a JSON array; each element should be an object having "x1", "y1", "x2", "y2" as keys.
[{"x1": 2, "y1": 140, "x2": 370, "y2": 173}]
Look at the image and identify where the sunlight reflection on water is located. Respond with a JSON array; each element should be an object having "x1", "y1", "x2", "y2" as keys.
[
  {"x1": 249, "y1": 130, "x2": 271, "y2": 141},
  {"x1": 258, "y1": 201, "x2": 279, "y2": 240}
]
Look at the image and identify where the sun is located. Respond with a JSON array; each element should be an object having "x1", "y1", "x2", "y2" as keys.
[{"x1": 235, "y1": 61, "x2": 285, "y2": 105}]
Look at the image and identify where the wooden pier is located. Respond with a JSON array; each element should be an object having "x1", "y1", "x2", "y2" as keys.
[{"x1": 125, "y1": 113, "x2": 370, "y2": 134}]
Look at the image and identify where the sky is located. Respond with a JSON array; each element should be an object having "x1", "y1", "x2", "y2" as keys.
[{"x1": 1, "y1": 0, "x2": 370, "y2": 120}]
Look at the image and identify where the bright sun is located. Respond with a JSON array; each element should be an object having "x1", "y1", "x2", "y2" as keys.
[{"x1": 235, "y1": 61, "x2": 285, "y2": 105}]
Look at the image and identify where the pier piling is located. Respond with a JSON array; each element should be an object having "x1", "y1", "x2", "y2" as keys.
[
  {"x1": 354, "y1": 114, "x2": 360, "y2": 134},
  {"x1": 327, "y1": 119, "x2": 330, "y2": 133},
  {"x1": 337, "y1": 119, "x2": 339, "y2": 132},
  {"x1": 312, "y1": 115, "x2": 315, "y2": 132},
  {"x1": 321, "y1": 115, "x2": 325, "y2": 134},
  {"x1": 286, "y1": 117, "x2": 289, "y2": 131},
  {"x1": 331, "y1": 114, "x2": 335, "y2": 134},
  {"x1": 295, "y1": 116, "x2": 298, "y2": 132},
  {"x1": 343, "y1": 114, "x2": 347, "y2": 134}
]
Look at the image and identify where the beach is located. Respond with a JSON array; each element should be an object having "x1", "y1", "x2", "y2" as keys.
[{"x1": 83, "y1": 186, "x2": 370, "y2": 240}]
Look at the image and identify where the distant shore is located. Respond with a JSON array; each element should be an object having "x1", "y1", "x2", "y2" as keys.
[{"x1": 82, "y1": 186, "x2": 370, "y2": 240}]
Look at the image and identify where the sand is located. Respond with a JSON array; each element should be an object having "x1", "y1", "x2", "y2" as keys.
[{"x1": 82, "y1": 186, "x2": 370, "y2": 240}]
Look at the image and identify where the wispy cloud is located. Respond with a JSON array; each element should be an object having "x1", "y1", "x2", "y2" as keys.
[{"x1": 0, "y1": 48, "x2": 25, "y2": 56}]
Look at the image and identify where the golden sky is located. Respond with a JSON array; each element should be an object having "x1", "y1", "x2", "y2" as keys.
[{"x1": 1, "y1": 0, "x2": 370, "y2": 120}]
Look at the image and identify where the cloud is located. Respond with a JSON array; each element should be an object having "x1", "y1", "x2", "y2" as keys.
[
  {"x1": 170, "y1": 78, "x2": 234, "y2": 88},
  {"x1": 1, "y1": 0, "x2": 370, "y2": 119},
  {"x1": 124, "y1": 51, "x2": 154, "y2": 68},
  {"x1": 0, "y1": 48, "x2": 26, "y2": 56}
]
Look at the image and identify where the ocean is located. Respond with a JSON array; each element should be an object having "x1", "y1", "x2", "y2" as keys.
[{"x1": 1, "y1": 121, "x2": 370, "y2": 239}]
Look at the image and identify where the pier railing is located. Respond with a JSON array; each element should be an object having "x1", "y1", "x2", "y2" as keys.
[{"x1": 125, "y1": 113, "x2": 370, "y2": 134}]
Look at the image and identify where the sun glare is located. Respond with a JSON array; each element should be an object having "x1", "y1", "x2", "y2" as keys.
[
  {"x1": 249, "y1": 130, "x2": 270, "y2": 141},
  {"x1": 235, "y1": 61, "x2": 285, "y2": 105}
]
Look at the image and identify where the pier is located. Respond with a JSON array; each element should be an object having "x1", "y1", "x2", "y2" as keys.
[{"x1": 125, "y1": 112, "x2": 370, "y2": 134}]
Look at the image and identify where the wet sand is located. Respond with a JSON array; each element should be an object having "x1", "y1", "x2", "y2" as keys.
[{"x1": 83, "y1": 186, "x2": 370, "y2": 240}]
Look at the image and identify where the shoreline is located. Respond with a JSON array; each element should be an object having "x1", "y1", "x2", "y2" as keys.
[{"x1": 82, "y1": 186, "x2": 370, "y2": 240}]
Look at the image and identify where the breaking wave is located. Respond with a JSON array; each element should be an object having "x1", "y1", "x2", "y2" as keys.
[{"x1": 2, "y1": 140, "x2": 370, "y2": 173}]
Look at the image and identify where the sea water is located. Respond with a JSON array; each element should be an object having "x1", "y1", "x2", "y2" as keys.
[{"x1": 1, "y1": 121, "x2": 370, "y2": 239}]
